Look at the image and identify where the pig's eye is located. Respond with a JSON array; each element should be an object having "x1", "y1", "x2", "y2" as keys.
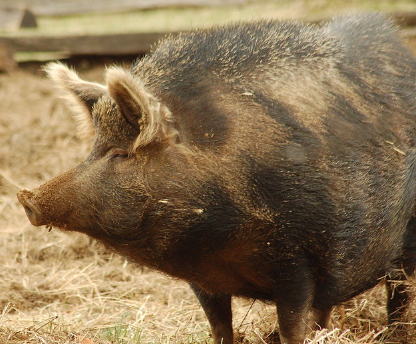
[{"x1": 109, "y1": 149, "x2": 129, "y2": 160}]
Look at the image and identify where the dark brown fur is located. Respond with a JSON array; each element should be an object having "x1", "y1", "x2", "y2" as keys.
[{"x1": 18, "y1": 13, "x2": 416, "y2": 344}]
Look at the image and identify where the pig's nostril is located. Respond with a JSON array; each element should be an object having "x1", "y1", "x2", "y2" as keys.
[
  {"x1": 23, "y1": 205, "x2": 33, "y2": 217},
  {"x1": 16, "y1": 190, "x2": 44, "y2": 227}
]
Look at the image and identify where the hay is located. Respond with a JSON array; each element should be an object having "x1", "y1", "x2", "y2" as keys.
[{"x1": 1, "y1": 69, "x2": 415, "y2": 344}]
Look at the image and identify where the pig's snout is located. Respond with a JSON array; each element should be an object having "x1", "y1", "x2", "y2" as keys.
[{"x1": 17, "y1": 190, "x2": 44, "y2": 227}]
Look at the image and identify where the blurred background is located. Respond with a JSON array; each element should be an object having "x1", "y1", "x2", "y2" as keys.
[
  {"x1": 1, "y1": 1, "x2": 416, "y2": 344},
  {"x1": 2, "y1": 0, "x2": 416, "y2": 72}
]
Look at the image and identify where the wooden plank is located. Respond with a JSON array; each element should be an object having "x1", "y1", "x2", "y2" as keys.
[
  {"x1": 2, "y1": 13, "x2": 416, "y2": 61},
  {"x1": 393, "y1": 12, "x2": 416, "y2": 27},
  {"x1": 0, "y1": 32, "x2": 174, "y2": 56},
  {"x1": 0, "y1": 0, "x2": 251, "y2": 16}
]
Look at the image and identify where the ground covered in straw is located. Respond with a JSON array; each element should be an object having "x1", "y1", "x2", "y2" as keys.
[{"x1": 1, "y1": 67, "x2": 416, "y2": 344}]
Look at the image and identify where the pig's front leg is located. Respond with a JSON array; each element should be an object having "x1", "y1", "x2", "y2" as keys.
[
  {"x1": 190, "y1": 283, "x2": 233, "y2": 344},
  {"x1": 274, "y1": 276, "x2": 315, "y2": 344}
]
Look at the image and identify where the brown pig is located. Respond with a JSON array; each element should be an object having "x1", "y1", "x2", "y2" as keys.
[{"x1": 17, "y1": 13, "x2": 416, "y2": 344}]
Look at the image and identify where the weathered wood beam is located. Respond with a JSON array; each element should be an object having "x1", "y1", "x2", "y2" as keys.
[
  {"x1": 0, "y1": 0, "x2": 251, "y2": 16},
  {"x1": 2, "y1": 13, "x2": 416, "y2": 61},
  {"x1": 0, "y1": 32, "x2": 174, "y2": 56},
  {"x1": 392, "y1": 11, "x2": 416, "y2": 27}
]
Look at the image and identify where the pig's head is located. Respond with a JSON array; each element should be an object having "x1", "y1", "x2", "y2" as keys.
[{"x1": 17, "y1": 63, "x2": 182, "y2": 248}]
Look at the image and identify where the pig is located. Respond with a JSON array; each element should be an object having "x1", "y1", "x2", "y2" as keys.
[{"x1": 17, "y1": 13, "x2": 416, "y2": 344}]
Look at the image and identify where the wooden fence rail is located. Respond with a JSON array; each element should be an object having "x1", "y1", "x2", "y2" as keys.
[
  {"x1": 0, "y1": 32, "x2": 171, "y2": 56},
  {"x1": 3, "y1": 11, "x2": 416, "y2": 65},
  {"x1": 0, "y1": 0, "x2": 251, "y2": 16}
]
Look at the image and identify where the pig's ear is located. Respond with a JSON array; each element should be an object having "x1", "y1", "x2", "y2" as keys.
[
  {"x1": 43, "y1": 62, "x2": 106, "y2": 140},
  {"x1": 106, "y1": 66, "x2": 178, "y2": 149}
]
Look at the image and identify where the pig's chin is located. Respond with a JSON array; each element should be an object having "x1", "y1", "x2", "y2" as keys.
[
  {"x1": 42, "y1": 222, "x2": 75, "y2": 233},
  {"x1": 43, "y1": 223, "x2": 74, "y2": 233},
  {"x1": 50, "y1": 221, "x2": 125, "y2": 243},
  {"x1": 39, "y1": 217, "x2": 96, "y2": 235}
]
